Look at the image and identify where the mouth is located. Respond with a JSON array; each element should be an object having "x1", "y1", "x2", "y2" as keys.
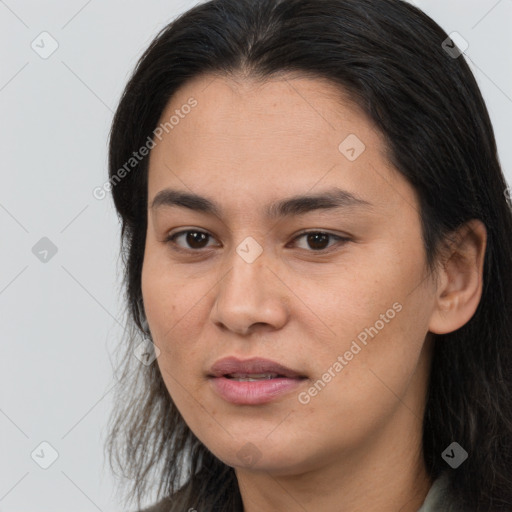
[
  {"x1": 223, "y1": 372, "x2": 290, "y2": 381},
  {"x1": 208, "y1": 356, "x2": 306, "y2": 379},
  {"x1": 208, "y1": 357, "x2": 308, "y2": 405}
]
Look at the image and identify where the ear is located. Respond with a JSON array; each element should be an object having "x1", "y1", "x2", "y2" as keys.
[{"x1": 428, "y1": 219, "x2": 487, "y2": 335}]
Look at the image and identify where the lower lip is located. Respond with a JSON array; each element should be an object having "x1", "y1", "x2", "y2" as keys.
[{"x1": 209, "y1": 376, "x2": 306, "y2": 405}]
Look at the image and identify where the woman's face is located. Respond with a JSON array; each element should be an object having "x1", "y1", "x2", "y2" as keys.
[{"x1": 142, "y1": 73, "x2": 438, "y2": 476}]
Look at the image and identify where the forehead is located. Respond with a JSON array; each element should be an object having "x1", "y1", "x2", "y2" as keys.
[
  {"x1": 147, "y1": 73, "x2": 411, "y2": 214},
  {"x1": 153, "y1": 72, "x2": 377, "y2": 151}
]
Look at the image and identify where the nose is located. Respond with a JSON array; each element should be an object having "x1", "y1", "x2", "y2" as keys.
[{"x1": 209, "y1": 246, "x2": 289, "y2": 336}]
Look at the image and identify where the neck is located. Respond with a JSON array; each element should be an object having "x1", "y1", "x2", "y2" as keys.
[{"x1": 236, "y1": 420, "x2": 432, "y2": 512}]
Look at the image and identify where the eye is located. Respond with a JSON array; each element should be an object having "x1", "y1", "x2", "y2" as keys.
[
  {"x1": 165, "y1": 229, "x2": 219, "y2": 251},
  {"x1": 164, "y1": 229, "x2": 350, "y2": 253},
  {"x1": 290, "y1": 231, "x2": 350, "y2": 252}
]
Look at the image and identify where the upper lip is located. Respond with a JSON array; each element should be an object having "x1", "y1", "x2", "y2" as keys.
[{"x1": 209, "y1": 357, "x2": 306, "y2": 378}]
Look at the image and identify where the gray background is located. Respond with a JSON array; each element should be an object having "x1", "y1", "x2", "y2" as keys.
[{"x1": 1, "y1": 0, "x2": 511, "y2": 510}]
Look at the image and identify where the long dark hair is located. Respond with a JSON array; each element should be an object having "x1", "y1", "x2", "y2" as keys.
[{"x1": 105, "y1": 0, "x2": 512, "y2": 510}]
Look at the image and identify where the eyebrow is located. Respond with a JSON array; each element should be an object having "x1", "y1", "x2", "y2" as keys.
[{"x1": 150, "y1": 187, "x2": 373, "y2": 218}]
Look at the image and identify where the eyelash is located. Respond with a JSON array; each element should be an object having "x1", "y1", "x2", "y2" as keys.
[{"x1": 164, "y1": 229, "x2": 350, "y2": 254}]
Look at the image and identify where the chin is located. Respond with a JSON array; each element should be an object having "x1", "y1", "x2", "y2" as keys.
[{"x1": 206, "y1": 438, "x2": 311, "y2": 475}]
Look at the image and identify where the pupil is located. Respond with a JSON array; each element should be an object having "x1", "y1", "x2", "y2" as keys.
[
  {"x1": 308, "y1": 233, "x2": 329, "y2": 250},
  {"x1": 187, "y1": 231, "x2": 208, "y2": 248}
]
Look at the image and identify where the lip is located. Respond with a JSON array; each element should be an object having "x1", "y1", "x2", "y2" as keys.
[{"x1": 208, "y1": 357, "x2": 307, "y2": 405}]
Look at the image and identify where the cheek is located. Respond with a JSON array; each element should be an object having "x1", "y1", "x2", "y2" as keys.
[
  {"x1": 141, "y1": 247, "x2": 218, "y2": 388},
  {"x1": 309, "y1": 247, "x2": 433, "y2": 404},
  {"x1": 296, "y1": 315, "x2": 429, "y2": 457},
  {"x1": 141, "y1": 258, "x2": 208, "y2": 418},
  {"x1": 313, "y1": 250, "x2": 416, "y2": 345}
]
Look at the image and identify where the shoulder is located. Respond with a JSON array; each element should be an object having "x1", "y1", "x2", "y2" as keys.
[
  {"x1": 136, "y1": 497, "x2": 173, "y2": 512},
  {"x1": 134, "y1": 483, "x2": 192, "y2": 512},
  {"x1": 417, "y1": 472, "x2": 465, "y2": 512}
]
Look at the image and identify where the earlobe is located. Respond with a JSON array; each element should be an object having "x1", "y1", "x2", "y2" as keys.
[{"x1": 428, "y1": 219, "x2": 487, "y2": 335}]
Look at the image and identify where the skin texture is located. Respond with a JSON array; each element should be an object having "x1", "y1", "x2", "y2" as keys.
[{"x1": 141, "y1": 73, "x2": 487, "y2": 512}]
